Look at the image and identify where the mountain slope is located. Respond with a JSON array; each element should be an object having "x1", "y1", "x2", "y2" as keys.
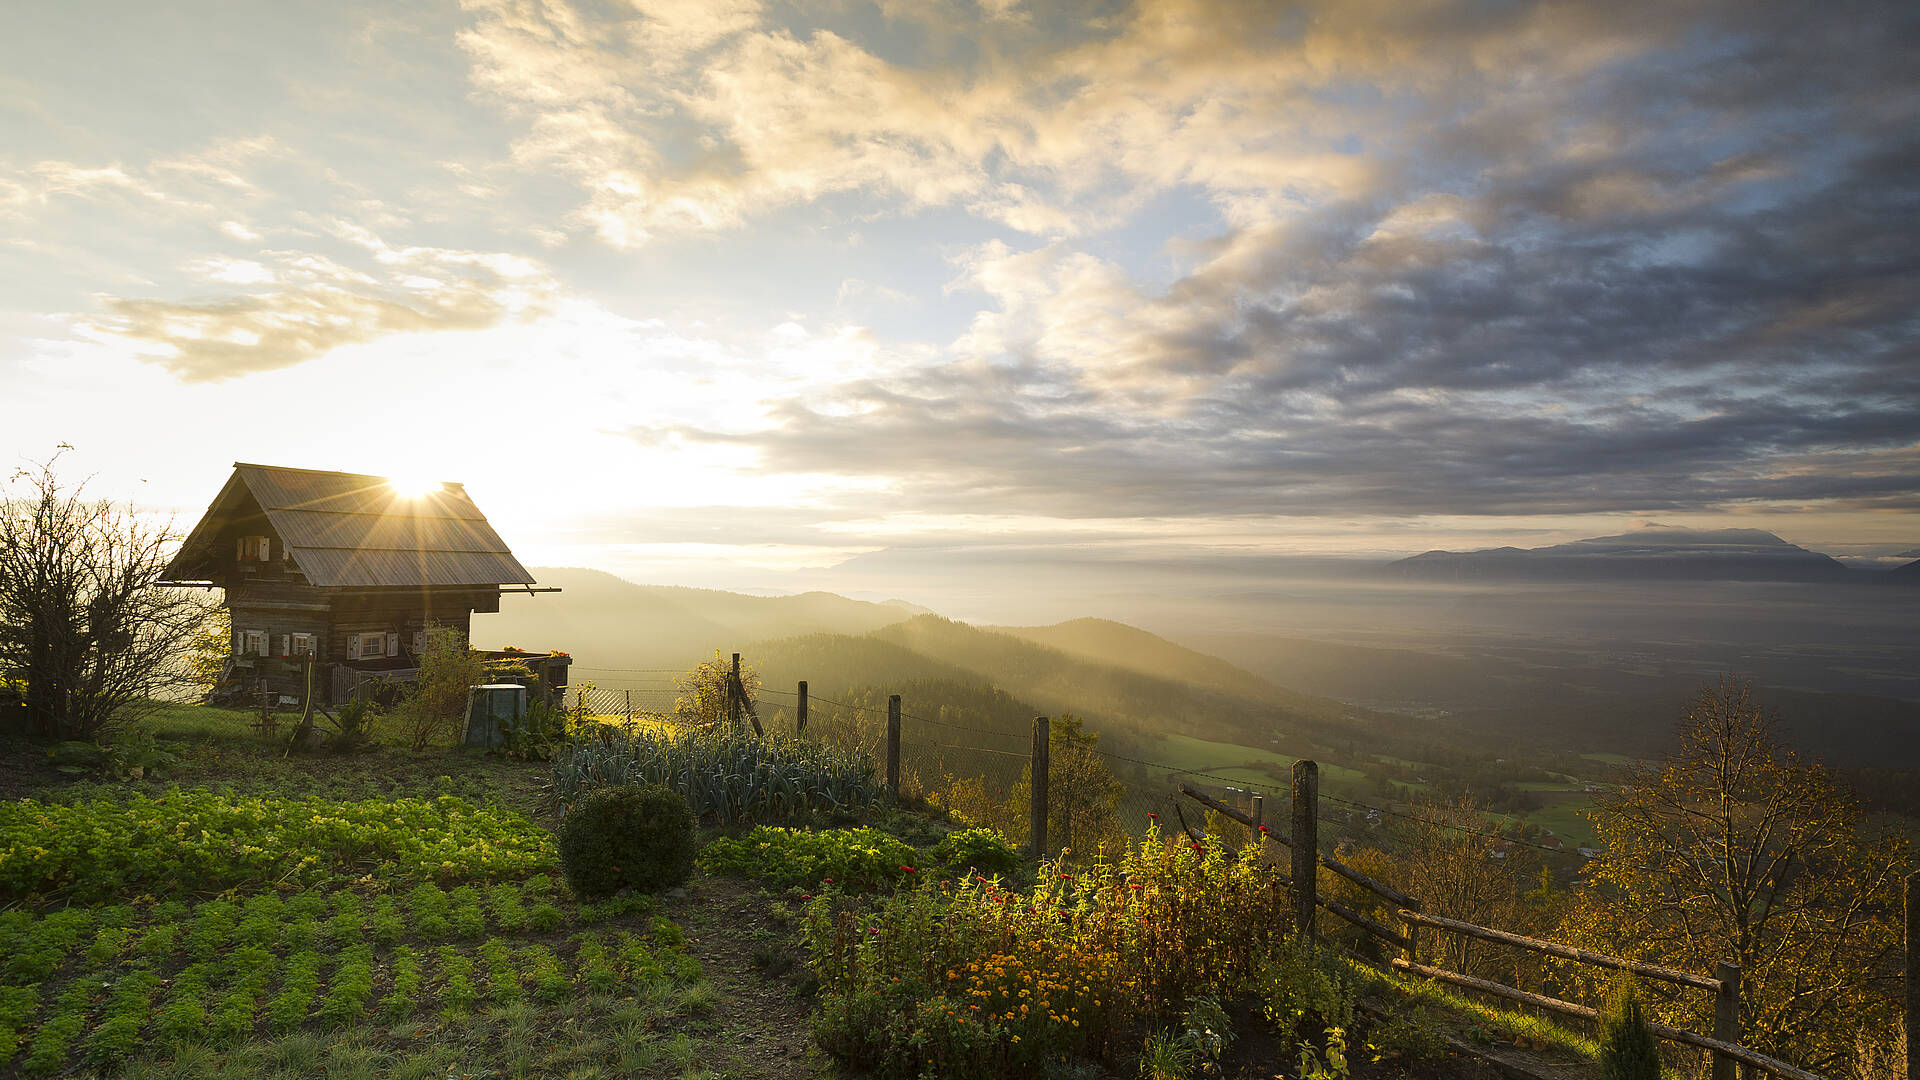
[
  {"x1": 1386, "y1": 526, "x2": 1851, "y2": 583},
  {"x1": 474, "y1": 567, "x2": 916, "y2": 670},
  {"x1": 996, "y1": 617, "x2": 1289, "y2": 704}
]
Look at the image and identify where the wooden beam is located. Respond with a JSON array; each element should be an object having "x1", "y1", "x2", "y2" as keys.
[
  {"x1": 1388, "y1": 960, "x2": 1823, "y2": 1080},
  {"x1": 1178, "y1": 782, "x2": 1414, "y2": 908},
  {"x1": 1397, "y1": 909, "x2": 1720, "y2": 991}
]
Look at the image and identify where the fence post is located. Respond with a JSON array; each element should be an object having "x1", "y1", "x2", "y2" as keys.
[
  {"x1": 1712, "y1": 961, "x2": 1740, "y2": 1080},
  {"x1": 625, "y1": 688, "x2": 633, "y2": 738},
  {"x1": 1292, "y1": 759, "x2": 1318, "y2": 942},
  {"x1": 1400, "y1": 896, "x2": 1421, "y2": 966},
  {"x1": 1030, "y1": 716, "x2": 1050, "y2": 857},
  {"x1": 797, "y1": 681, "x2": 808, "y2": 734},
  {"x1": 885, "y1": 695, "x2": 901, "y2": 805},
  {"x1": 1905, "y1": 870, "x2": 1916, "y2": 1080},
  {"x1": 1249, "y1": 794, "x2": 1264, "y2": 858},
  {"x1": 728, "y1": 653, "x2": 742, "y2": 726}
]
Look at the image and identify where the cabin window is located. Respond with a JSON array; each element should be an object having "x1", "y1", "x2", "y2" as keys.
[
  {"x1": 240, "y1": 629, "x2": 267, "y2": 656},
  {"x1": 291, "y1": 633, "x2": 315, "y2": 657},
  {"x1": 236, "y1": 535, "x2": 272, "y2": 561},
  {"x1": 349, "y1": 632, "x2": 395, "y2": 660}
]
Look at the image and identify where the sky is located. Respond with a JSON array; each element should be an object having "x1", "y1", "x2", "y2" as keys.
[{"x1": 3, "y1": 0, "x2": 1917, "y2": 597}]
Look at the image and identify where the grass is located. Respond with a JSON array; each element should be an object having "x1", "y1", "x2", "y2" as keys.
[{"x1": 1145, "y1": 732, "x2": 1370, "y2": 789}]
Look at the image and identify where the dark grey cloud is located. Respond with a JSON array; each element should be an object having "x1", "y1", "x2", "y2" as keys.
[{"x1": 650, "y1": 0, "x2": 1920, "y2": 520}]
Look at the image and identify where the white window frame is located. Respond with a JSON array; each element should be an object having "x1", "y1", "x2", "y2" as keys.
[
  {"x1": 290, "y1": 633, "x2": 315, "y2": 657},
  {"x1": 240, "y1": 629, "x2": 267, "y2": 657},
  {"x1": 349, "y1": 631, "x2": 393, "y2": 660},
  {"x1": 236, "y1": 535, "x2": 272, "y2": 562}
]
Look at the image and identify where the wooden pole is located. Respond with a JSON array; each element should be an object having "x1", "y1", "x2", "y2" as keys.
[
  {"x1": 1712, "y1": 961, "x2": 1740, "y2": 1080},
  {"x1": 1250, "y1": 794, "x2": 1264, "y2": 859},
  {"x1": 1292, "y1": 760, "x2": 1318, "y2": 943},
  {"x1": 728, "y1": 653, "x2": 742, "y2": 726},
  {"x1": 1030, "y1": 716, "x2": 1050, "y2": 857},
  {"x1": 1906, "y1": 870, "x2": 1917, "y2": 1080},
  {"x1": 797, "y1": 681, "x2": 808, "y2": 734},
  {"x1": 885, "y1": 694, "x2": 901, "y2": 804}
]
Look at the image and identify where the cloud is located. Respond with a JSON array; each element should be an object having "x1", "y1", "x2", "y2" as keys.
[
  {"x1": 615, "y1": 0, "x2": 1920, "y2": 520},
  {"x1": 88, "y1": 231, "x2": 558, "y2": 381}
]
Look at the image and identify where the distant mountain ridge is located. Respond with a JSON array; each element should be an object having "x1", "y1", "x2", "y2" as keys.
[
  {"x1": 1385, "y1": 526, "x2": 1855, "y2": 583},
  {"x1": 475, "y1": 567, "x2": 916, "y2": 670}
]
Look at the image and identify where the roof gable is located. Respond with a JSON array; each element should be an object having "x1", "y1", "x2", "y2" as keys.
[{"x1": 163, "y1": 463, "x2": 537, "y2": 589}]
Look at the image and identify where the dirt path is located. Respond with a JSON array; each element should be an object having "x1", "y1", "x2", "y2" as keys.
[{"x1": 668, "y1": 871, "x2": 836, "y2": 1079}]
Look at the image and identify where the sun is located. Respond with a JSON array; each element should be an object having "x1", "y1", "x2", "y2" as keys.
[{"x1": 387, "y1": 474, "x2": 444, "y2": 498}]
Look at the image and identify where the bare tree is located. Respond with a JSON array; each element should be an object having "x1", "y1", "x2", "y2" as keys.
[{"x1": 0, "y1": 458, "x2": 205, "y2": 741}]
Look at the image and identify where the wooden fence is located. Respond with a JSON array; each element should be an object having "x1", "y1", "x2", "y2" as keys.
[{"x1": 1177, "y1": 761, "x2": 1845, "y2": 1080}]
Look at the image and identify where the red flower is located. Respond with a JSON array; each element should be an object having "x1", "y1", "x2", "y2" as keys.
[
  {"x1": 899, "y1": 865, "x2": 916, "y2": 873},
  {"x1": 1059, "y1": 874, "x2": 1071, "y2": 880},
  {"x1": 1147, "y1": 814, "x2": 1158, "y2": 820}
]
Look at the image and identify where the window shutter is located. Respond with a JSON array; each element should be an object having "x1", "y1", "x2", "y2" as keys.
[
  {"x1": 346, "y1": 635, "x2": 359, "y2": 660},
  {"x1": 277, "y1": 635, "x2": 289, "y2": 658},
  {"x1": 386, "y1": 632, "x2": 400, "y2": 658},
  {"x1": 412, "y1": 631, "x2": 427, "y2": 654},
  {"x1": 262, "y1": 537, "x2": 272, "y2": 561}
]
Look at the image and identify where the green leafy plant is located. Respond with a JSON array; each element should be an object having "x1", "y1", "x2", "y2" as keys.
[
  {"x1": 931, "y1": 827, "x2": 1022, "y2": 878},
  {"x1": 0, "y1": 791, "x2": 556, "y2": 901},
  {"x1": 318, "y1": 944, "x2": 375, "y2": 1027},
  {"x1": 436, "y1": 947, "x2": 479, "y2": 1018},
  {"x1": 555, "y1": 784, "x2": 696, "y2": 900},
  {"x1": 1296, "y1": 1027, "x2": 1350, "y2": 1080},
  {"x1": 381, "y1": 946, "x2": 422, "y2": 1018},
  {"x1": 698, "y1": 825, "x2": 918, "y2": 892}
]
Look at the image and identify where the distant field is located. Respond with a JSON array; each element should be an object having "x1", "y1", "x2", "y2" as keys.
[{"x1": 1144, "y1": 733, "x2": 1368, "y2": 788}]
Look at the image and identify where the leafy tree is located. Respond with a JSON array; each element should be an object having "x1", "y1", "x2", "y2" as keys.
[
  {"x1": 1569, "y1": 678, "x2": 1909, "y2": 1071},
  {"x1": 184, "y1": 605, "x2": 231, "y2": 696},
  {"x1": 674, "y1": 650, "x2": 760, "y2": 727},
  {"x1": 0, "y1": 457, "x2": 206, "y2": 740},
  {"x1": 1007, "y1": 714, "x2": 1126, "y2": 854},
  {"x1": 391, "y1": 624, "x2": 487, "y2": 750}
]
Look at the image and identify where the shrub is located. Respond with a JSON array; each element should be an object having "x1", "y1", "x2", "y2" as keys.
[
  {"x1": 932, "y1": 827, "x2": 1021, "y2": 878},
  {"x1": 1598, "y1": 974, "x2": 1662, "y2": 1080},
  {"x1": 556, "y1": 785, "x2": 696, "y2": 900}
]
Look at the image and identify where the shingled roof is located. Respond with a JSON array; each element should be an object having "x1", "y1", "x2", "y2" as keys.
[{"x1": 162, "y1": 463, "x2": 537, "y2": 589}]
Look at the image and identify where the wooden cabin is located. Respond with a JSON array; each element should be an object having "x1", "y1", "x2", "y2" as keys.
[{"x1": 160, "y1": 463, "x2": 566, "y2": 706}]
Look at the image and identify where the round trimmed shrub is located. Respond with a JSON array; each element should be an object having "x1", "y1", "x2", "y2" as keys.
[{"x1": 556, "y1": 784, "x2": 696, "y2": 900}]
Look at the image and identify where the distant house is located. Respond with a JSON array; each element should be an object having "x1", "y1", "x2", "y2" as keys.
[{"x1": 160, "y1": 463, "x2": 565, "y2": 705}]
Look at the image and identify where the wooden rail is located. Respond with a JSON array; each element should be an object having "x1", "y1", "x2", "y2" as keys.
[
  {"x1": 1391, "y1": 959, "x2": 1823, "y2": 1080},
  {"x1": 1398, "y1": 909, "x2": 1720, "y2": 991}
]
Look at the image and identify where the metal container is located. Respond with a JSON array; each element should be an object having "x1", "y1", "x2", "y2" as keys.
[{"x1": 464, "y1": 683, "x2": 528, "y2": 749}]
